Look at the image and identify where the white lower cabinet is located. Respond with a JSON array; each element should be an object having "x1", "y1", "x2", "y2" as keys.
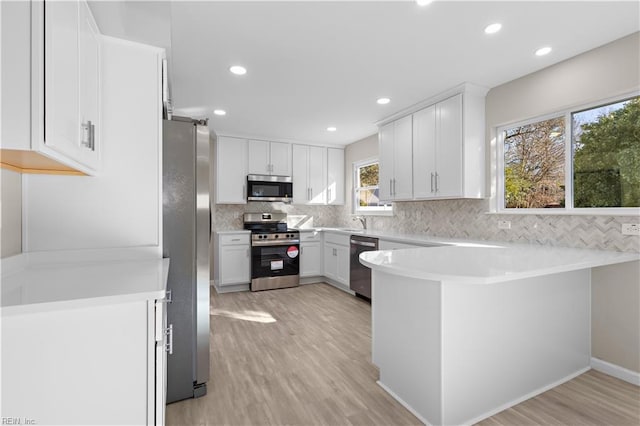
[
  {"x1": 300, "y1": 231, "x2": 323, "y2": 277},
  {"x1": 323, "y1": 232, "x2": 350, "y2": 287},
  {"x1": 214, "y1": 232, "x2": 251, "y2": 287},
  {"x1": 1, "y1": 298, "x2": 168, "y2": 425}
]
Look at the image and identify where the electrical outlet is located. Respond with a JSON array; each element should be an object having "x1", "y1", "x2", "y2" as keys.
[
  {"x1": 621, "y1": 223, "x2": 640, "y2": 236},
  {"x1": 498, "y1": 220, "x2": 511, "y2": 230}
]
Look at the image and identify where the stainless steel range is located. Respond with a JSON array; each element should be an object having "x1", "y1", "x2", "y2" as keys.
[{"x1": 243, "y1": 213, "x2": 300, "y2": 291}]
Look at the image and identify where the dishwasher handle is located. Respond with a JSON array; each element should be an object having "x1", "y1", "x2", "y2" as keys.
[{"x1": 350, "y1": 239, "x2": 378, "y2": 248}]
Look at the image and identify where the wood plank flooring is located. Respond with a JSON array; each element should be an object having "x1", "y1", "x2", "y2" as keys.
[{"x1": 166, "y1": 283, "x2": 640, "y2": 426}]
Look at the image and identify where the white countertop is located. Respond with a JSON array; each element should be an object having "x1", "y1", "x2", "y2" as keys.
[
  {"x1": 359, "y1": 243, "x2": 639, "y2": 284},
  {"x1": 1, "y1": 253, "x2": 170, "y2": 316}
]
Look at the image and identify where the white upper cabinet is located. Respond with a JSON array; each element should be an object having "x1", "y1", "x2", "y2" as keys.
[
  {"x1": 292, "y1": 144, "x2": 327, "y2": 205},
  {"x1": 248, "y1": 140, "x2": 291, "y2": 176},
  {"x1": 327, "y1": 148, "x2": 345, "y2": 205},
  {"x1": 412, "y1": 89, "x2": 486, "y2": 199},
  {"x1": 413, "y1": 96, "x2": 464, "y2": 199},
  {"x1": 0, "y1": 0, "x2": 101, "y2": 175},
  {"x1": 216, "y1": 137, "x2": 248, "y2": 204},
  {"x1": 378, "y1": 115, "x2": 413, "y2": 201},
  {"x1": 380, "y1": 83, "x2": 487, "y2": 201}
]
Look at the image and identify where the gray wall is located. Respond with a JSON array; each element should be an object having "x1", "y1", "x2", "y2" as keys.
[
  {"x1": 347, "y1": 33, "x2": 640, "y2": 373},
  {"x1": 1, "y1": 169, "x2": 22, "y2": 258}
]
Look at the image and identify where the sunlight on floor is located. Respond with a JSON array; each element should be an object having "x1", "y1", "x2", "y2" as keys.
[{"x1": 210, "y1": 308, "x2": 277, "y2": 323}]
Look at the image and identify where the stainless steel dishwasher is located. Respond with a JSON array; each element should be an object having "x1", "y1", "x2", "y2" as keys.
[{"x1": 350, "y1": 235, "x2": 379, "y2": 300}]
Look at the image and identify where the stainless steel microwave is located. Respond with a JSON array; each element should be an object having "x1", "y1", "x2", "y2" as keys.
[{"x1": 247, "y1": 175, "x2": 293, "y2": 202}]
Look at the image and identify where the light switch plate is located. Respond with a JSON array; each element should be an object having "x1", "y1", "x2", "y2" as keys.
[{"x1": 621, "y1": 223, "x2": 640, "y2": 236}]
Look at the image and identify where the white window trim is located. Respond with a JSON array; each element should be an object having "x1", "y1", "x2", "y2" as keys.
[
  {"x1": 353, "y1": 158, "x2": 393, "y2": 216},
  {"x1": 494, "y1": 91, "x2": 640, "y2": 216}
]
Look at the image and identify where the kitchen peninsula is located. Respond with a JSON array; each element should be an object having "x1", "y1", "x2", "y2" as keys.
[{"x1": 359, "y1": 244, "x2": 639, "y2": 426}]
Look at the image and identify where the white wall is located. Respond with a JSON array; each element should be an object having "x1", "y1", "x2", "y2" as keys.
[{"x1": 0, "y1": 169, "x2": 22, "y2": 258}]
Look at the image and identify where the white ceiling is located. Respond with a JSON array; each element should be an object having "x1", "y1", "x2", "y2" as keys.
[{"x1": 90, "y1": 1, "x2": 639, "y2": 146}]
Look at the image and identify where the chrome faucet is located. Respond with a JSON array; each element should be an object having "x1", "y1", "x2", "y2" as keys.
[{"x1": 353, "y1": 215, "x2": 367, "y2": 230}]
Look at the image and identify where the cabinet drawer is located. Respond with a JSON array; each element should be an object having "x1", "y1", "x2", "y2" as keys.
[
  {"x1": 219, "y1": 233, "x2": 250, "y2": 246},
  {"x1": 324, "y1": 232, "x2": 349, "y2": 246},
  {"x1": 300, "y1": 231, "x2": 322, "y2": 242}
]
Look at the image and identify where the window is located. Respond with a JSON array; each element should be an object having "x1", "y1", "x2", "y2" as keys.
[
  {"x1": 498, "y1": 95, "x2": 640, "y2": 212},
  {"x1": 354, "y1": 159, "x2": 392, "y2": 214}
]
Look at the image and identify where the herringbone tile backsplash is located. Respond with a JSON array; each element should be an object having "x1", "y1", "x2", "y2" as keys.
[
  {"x1": 368, "y1": 199, "x2": 640, "y2": 253},
  {"x1": 214, "y1": 199, "x2": 639, "y2": 253}
]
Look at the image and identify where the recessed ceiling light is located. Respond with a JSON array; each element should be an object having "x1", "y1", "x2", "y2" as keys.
[
  {"x1": 416, "y1": 0, "x2": 433, "y2": 6},
  {"x1": 327, "y1": 126, "x2": 337, "y2": 132},
  {"x1": 535, "y1": 46, "x2": 552, "y2": 56},
  {"x1": 377, "y1": 97, "x2": 391, "y2": 105},
  {"x1": 484, "y1": 23, "x2": 502, "y2": 34},
  {"x1": 229, "y1": 65, "x2": 247, "y2": 75},
  {"x1": 213, "y1": 109, "x2": 226, "y2": 116}
]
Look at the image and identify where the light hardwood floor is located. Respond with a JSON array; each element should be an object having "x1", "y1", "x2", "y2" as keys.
[{"x1": 166, "y1": 283, "x2": 640, "y2": 426}]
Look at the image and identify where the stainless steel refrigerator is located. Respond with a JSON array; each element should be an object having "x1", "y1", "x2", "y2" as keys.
[{"x1": 163, "y1": 117, "x2": 210, "y2": 403}]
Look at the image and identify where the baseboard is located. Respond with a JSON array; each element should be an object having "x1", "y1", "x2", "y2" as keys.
[
  {"x1": 300, "y1": 276, "x2": 324, "y2": 285},
  {"x1": 323, "y1": 278, "x2": 355, "y2": 295},
  {"x1": 591, "y1": 357, "x2": 640, "y2": 386},
  {"x1": 376, "y1": 381, "x2": 432, "y2": 426},
  {"x1": 213, "y1": 282, "x2": 250, "y2": 294}
]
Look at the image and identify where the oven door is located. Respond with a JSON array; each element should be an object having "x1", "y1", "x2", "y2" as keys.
[{"x1": 251, "y1": 242, "x2": 300, "y2": 279}]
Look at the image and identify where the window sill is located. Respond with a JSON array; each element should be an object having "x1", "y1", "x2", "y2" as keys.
[
  {"x1": 353, "y1": 210, "x2": 394, "y2": 217},
  {"x1": 486, "y1": 208, "x2": 640, "y2": 217}
]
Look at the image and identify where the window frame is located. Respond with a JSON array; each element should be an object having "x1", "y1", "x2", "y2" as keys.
[
  {"x1": 495, "y1": 92, "x2": 640, "y2": 216},
  {"x1": 353, "y1": 158, "x2": 393, "y2": 216}
]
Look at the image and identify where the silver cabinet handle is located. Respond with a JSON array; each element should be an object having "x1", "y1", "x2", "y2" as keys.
[
  {"x1": 90, "y1": 123, "x2": 96, "y2": 151},
  {"x1": 243, "y1": 184, "x2": 246, "y2": 200},
  {"x1": 431, "y1": 173, "x2": 435, "y2": 193},
  {"x1": 81, "y1": 120, "x2": 92, "y2": 148},
  {"x1": 389, "y1": 179, "x2": 393, "y2": 197},
  {"x1": 231, "y1": 238, "x2": 240, "y2": 241},
  {"x1": 165, "y1": 324, "x2": 174, "y2": 355},
  {"x1": 328, "y1": 188, "x2": 331, "y2": 202},
  {"x1": 310, "y1": 187, "x2": 313, "y2": 200},
  {"x1": 435, "y1": 172, "x2": 439, "y2": 192},
  {"x1": 393, "y1": 179, "x2": 396, "y2": 196}
]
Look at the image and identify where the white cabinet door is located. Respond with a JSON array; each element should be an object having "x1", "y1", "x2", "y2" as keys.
[
  {"x1": 216, "y1": 137, "x2": 248, "y2": 204},
  {"x1": 77, "y1": 1, "x2": 101, "y2": 169},
  {"x1": 220, "y1": 244, "x2": 250, "y2": 285},
  {"x1": 323, "y1": 243, "x2": 338, "y2": 281},
  {"x1": 436, "y1": 94, "x2": 463, "y2": 197},
  {"x1": 412, "y1": 105, "x2": 437, "y2": 198},
  {"x1": 378, "y1": 122, "x2": 394, "y2": 201},
  {"x1": 292, "y1": 144, "x2": 327, "y2": 205},
  {"x1": 308, "y1": 145, "x2": 326, "y2": 204},
  {"x1": 301, "y1": 241, "x2": 322, "y2": 277},
  {"x1": 335, "y1": 245, "x2": 350, "y2": 286},
  {"x1": 0, "y1": 1, "x2": 32, "y2": 149},
  {"x1": 292, "y1": 144, "x2": 309, "y2": 204},
  {"x1": 247, "y1": 140, "x2": 291, "y2": 176},
  {"x1": 270, "y1": 141, "x2": 291, "y2": 176},
  {"x1": 393, "y1": 115, "x2": 413, "y2": 200},
  {"x1": 327, "y1": 148, "x2": 344, "y2": 205},
  {"x1": 44, "y1": 0, "x2": 81, "y2": 159},
  {"x1": 247, "y1": 139, "x2": 270, "y2": 175}
]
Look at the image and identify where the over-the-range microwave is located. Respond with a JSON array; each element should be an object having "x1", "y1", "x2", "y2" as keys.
[{"x1": 247, "y1": 175, "x2": 293, "y2": 202}]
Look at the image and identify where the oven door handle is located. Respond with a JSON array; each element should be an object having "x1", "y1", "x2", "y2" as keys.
[{"x1": 251, "y1": 240, "x2": 300, "y2": 247}]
